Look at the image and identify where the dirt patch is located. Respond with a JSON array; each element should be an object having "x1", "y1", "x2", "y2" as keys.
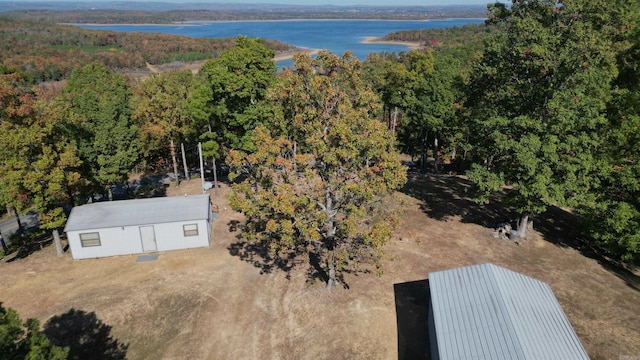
[{"x1": 1, "y1": 176, "x2": 638, "y2": 359}]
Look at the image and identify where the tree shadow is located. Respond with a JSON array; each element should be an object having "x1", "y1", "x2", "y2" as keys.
[
  {"x1": 43, "y1": 308, "x2": 128, "y2": 360},
  {"x1": 400, "y1": 173, "x2": 512, "y2": 228},
  {"x1": 226, "y1": 218, "x2": 301, "y2": 279},
  {"x1": 401, "y1": 174, "x2": 640, "y2": 292},
  {"x1": 227, "y1": 239, "x2": 302, "y2": 279},
  {"x1": 394, "y1": 279, "x2": 430, "y2": 360},
  {"x1": 227, "y1": 221, "x2": 354, "y2": 287},
  {"x1": 535, "y1": 206, "x2": 640, "y2": 292},
  {"x1": 6, "y1": 231, "x2": 55, "y2": 262}
]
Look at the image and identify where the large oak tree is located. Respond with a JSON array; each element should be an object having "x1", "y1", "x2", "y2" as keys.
[{"x1": 228, "y1": 51, "x2": 407, "y2": 288}]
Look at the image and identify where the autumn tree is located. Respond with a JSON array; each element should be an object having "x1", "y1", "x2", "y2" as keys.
[
  {"x1": 465, "y1": 0, "x2": 634, "y2": 238},
  {"x1": 0, "y1": 72, "x2": 84, "y2": 244},
  {"x1": 0, "y1": 72, "x2": 34, "y2": 226},
  {"x1": 228, "y1": 51, "x2": 407, "y2": 288},
  {"x1": 200, "y1": 36, "x2": 277, "y2": 156},
  {"x1": 23, "y1": 95, "x2": 85, "y2": 244},
  {"x1": 63, "y1": 62, "x2": 138, "y2": 199},
  {"x1": 133, "y1": 69, "x2": 202, "y2": 182}
]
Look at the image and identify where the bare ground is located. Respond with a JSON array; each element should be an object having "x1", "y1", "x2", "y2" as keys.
[{"x1": 1, "y1": 175, "x2": 638, "y2": 359}]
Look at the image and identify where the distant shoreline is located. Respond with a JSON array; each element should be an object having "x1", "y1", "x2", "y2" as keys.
[
  {"x1": 361, "y1": 36, "x2": 422, "y2": 50},
  {"x1": 63, "y1": 18, "x2": 485, "y2": 27},
  {"x1": 274, "y1": 48, "x2": 320, "y2": 62}
]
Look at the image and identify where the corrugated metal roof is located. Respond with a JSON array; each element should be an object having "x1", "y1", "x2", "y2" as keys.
[
  {"x1": 64, "y1": 194, "x2": 211, "y2": 232},
  {"x1": 429, "y1": 263, "x2": 589, "y2": 360}
]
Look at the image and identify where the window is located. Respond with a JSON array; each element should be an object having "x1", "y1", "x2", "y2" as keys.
[
  {"x1": 183, "y1": 224, "x2": 199, "y2": 237},
  {"x1": 80, "y1": 232, "x2": 101, "y2": 247}
]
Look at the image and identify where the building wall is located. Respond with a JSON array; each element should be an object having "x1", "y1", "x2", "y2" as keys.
[
  {"x1": 154, "y1": 219, "x2": 210, "y2": 252},
  {"x1": 68, "y1": 226, "x2": 143, "y2": 259},
  {"x1": 67, "y1": 219, "x2": 210, "y2": 260}
]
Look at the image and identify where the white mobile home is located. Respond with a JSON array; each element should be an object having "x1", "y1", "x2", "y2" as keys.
[{"x1": 64, "y1": 194, "x2": 213, "y2": 259}]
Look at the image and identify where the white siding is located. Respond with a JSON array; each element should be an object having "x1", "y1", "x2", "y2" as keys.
[
  {"x1": 67, "y1": 220, "x2": 210, "y2": 260},
  {"x1": 65, "y1": 195, "x2": 213, "y2": 259},
  {"x1": 68, "y1": 226, "x2": 143, "y2": 259},
  {"x1": 154, "y1": 219, "x2": 210, "y2": 252}
]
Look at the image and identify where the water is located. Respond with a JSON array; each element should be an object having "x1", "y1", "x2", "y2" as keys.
[{"x1": 78, "y1": 19, "x2": 484, "y2": 67}]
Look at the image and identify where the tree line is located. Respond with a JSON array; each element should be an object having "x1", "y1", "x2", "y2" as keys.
[
  {"x1": 1, "y1": 0, "x2": 638, "y2": 288},
  {"x1": 5, "y1": 6, "x2": 488, "y2": 24}
]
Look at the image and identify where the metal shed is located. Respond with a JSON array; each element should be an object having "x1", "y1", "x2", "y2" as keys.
[
  {"x1": 64, "y1": 194, "x2": 213, "y2": 259},
  {"x1": 428, "y1": 263, "x2": 589, "y2": 360}
]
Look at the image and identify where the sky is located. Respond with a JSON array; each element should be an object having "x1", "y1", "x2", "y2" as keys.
[{"x1": 9, "y1": 0, "x2": 491, "y2": 5}]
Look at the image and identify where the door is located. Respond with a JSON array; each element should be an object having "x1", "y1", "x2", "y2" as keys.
[{"x1": 139, "y1": 226, "x2": 157, "y2": 253}]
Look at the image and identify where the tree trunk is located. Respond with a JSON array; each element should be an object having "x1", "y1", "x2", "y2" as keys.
[
  {"x1": 324, "y1": 191, "x2": 337, "y2": 289},
  {"x1": 517, "y1": 214, "x2": 529, "y2": 238},
  {"x1": 212, "y1": 156, "x2": 219, "y2": 197},
  {"x1": 108, "y1": 188, "x2": 113, "y2": 201},
  {"x1": 433, "y1": 134, "x2": 439, "y2": 174},
  {"x1": 0, "y1": 232, "x2": 8, "y2": 257},
  {"x1": 181, "y1": 142, "x2": 190, "y2": 181},
  {"x1": 451, "y1": 145, "x2": 457, "y2": 161},
  {"x1": 326, "y1": 258, "x2": 337, "y2": 289},
  {"x1": 391, "y1": 107, "x2": 398, "y2": 137},
  {"x1": 6, "y1": 205, "x2": 12, "y2": 217},
  {"x1": 13, "y1": 207, "x2": 22, "y2": 233},
  {"x1": 53, "y1": 229, "x2": 63, "y2": 256},
  {"x1": 170, "y1": 139, "x2": 180, "y2": 185}
]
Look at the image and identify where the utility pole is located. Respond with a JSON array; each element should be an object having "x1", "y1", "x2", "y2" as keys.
[
  {"x1": 170, "y1": 139, "x2": 179, "y2": 185},
  {"x1": 198, "y1": 142, "x2": 205, "y2": 194},
  {"x1": 181, "y1": 142, "x2": 190, "y2": 181}
]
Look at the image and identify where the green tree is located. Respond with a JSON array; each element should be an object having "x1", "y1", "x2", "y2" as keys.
[
  {"x1": 580, "y1": 5, "x2": 640, "y2": 262},
  {"x1": 402, "y1": 49, "x2": 460, "y2": 174},
  {"x1": 200, "y1": 36, "x2": 277, "y2": 156},
  {"x1": 363, "y1": 53, "x2": 412, "y2": 136},
  {"x1": 228, "y1": 51, "x2": 407, "y2": 288},
  {"x1": 465, "y1": 0, "x2": 632, "y2": 238},
  {"x1": 0, "y1": 303, "x2": 68, "y2": 360},
  {"x1": 133, "y1": 69, "x2": 201, "y2": 183},
  {"x1": 63, "y1": 62, "x2": 138, "y2": 199}
]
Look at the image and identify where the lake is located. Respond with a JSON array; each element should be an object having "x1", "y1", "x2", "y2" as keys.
[{"x1": 78, "y1": 19, "x2": 485, "y2": 67}]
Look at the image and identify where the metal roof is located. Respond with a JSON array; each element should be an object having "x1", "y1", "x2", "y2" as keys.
[
  {"x1": 64, "y1": 194, "x2": 211, "y2": 232},
  {"x1": 429, "y1": 263, "x2": 589, "y2": 360}
]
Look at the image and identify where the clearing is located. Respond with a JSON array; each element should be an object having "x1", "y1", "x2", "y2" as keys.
[{"x1": 0, "y1": 175, "x2": 638, "y2": 359}]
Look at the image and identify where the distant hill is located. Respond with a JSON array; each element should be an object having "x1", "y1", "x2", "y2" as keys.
[
  {"x1": 0, "y1": 16, "x2": 293, "y2": 83},
  {"x1": 0, "y1": 3, "x2": 488, "y2": 22}
]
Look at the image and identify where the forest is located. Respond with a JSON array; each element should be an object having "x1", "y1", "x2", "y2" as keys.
[
  {"x1": 1, "y1": 0, "x2": 639, "y2": 288},
  {"x1": 0, "y1": 17, "x2": 293, "y2": 83}
]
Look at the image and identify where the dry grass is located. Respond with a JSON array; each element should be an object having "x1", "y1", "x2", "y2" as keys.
[{"x1": 0, "y1": 175, "x2": 638, "y2": 359}]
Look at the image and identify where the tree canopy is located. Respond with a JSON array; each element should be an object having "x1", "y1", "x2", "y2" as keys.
[
  {"x1": 200, "y1": 36, "x2": 277, "y2": 155},
  {"x1": 63, "y1": 62, "x2": 139, "y2": 198},
  {"x1": 465, "y1": 0, "x2": 634, "y2": 237},
  {"x1": 228, "y1": 51, "x2": 407, "y2": 287}
]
